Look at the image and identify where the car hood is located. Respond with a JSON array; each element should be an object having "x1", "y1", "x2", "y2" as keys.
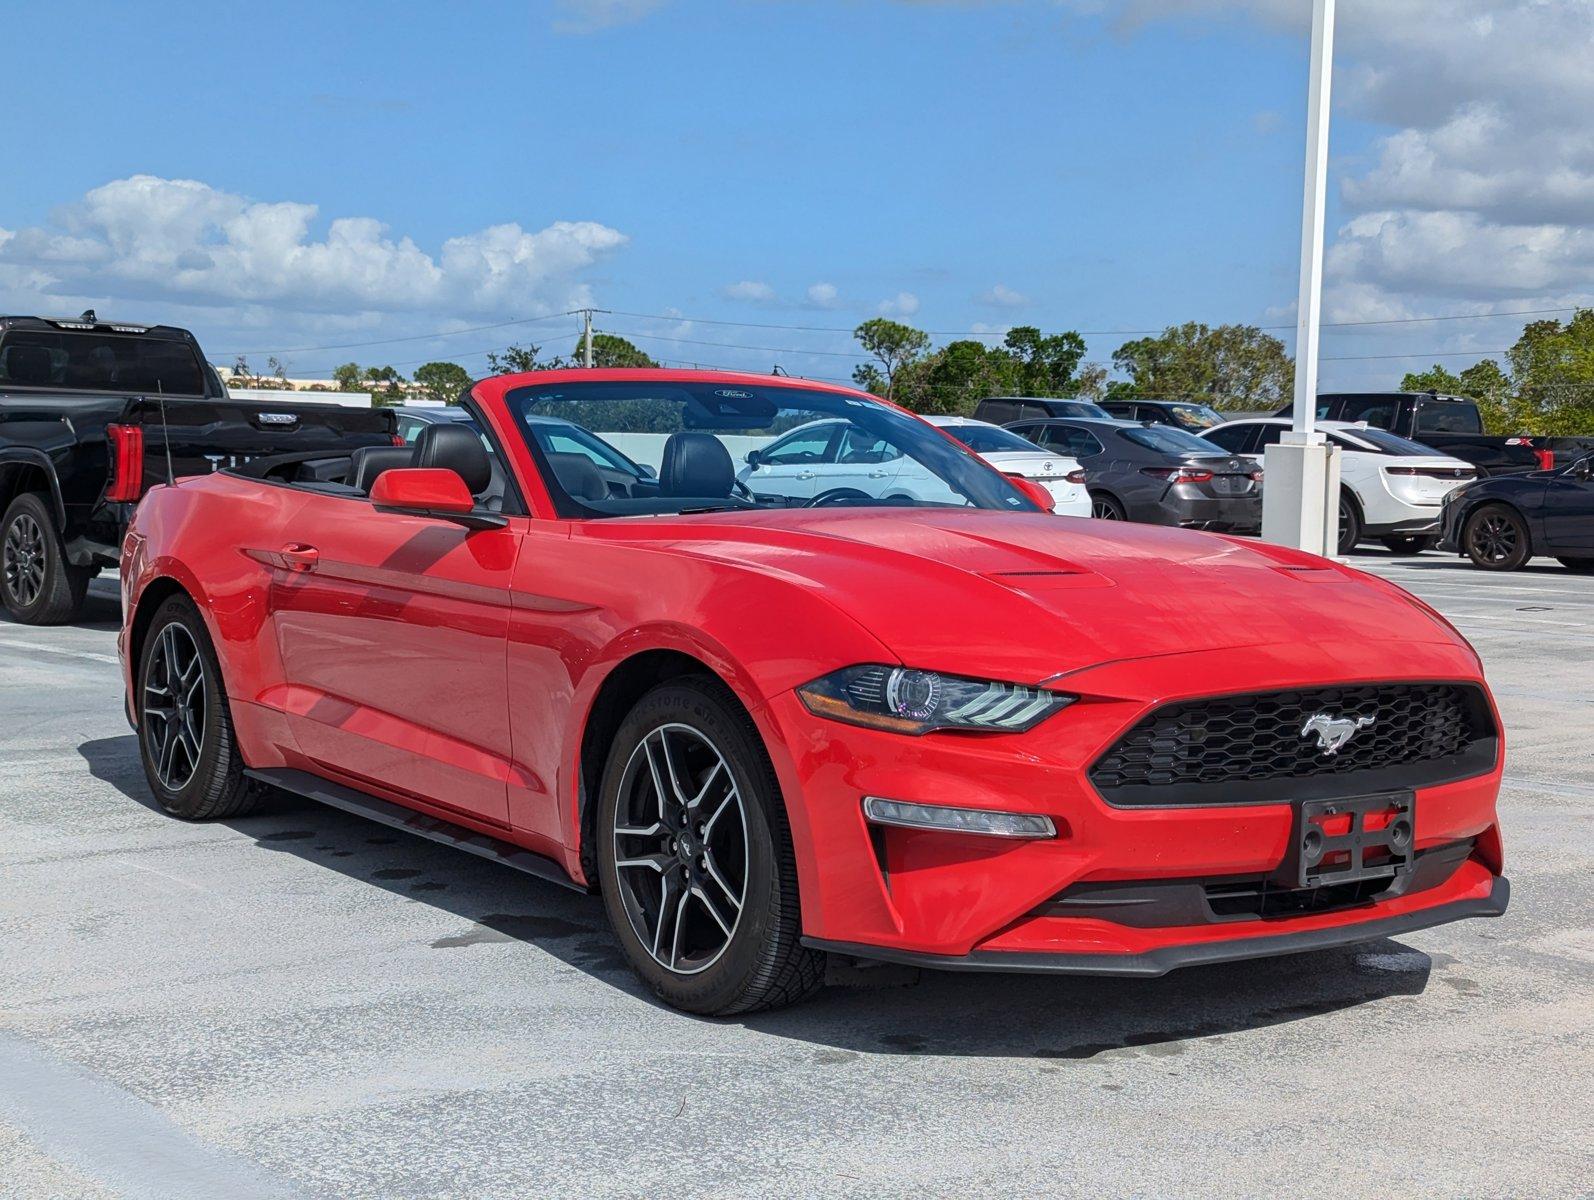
[{"x1": 633, "y1": 508, "x2": 1463, "y2": 684}]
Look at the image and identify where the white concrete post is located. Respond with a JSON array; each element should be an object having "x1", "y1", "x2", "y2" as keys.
[{"x1": 1263, "y1": 0, "x2": 1340, "y2": 557}]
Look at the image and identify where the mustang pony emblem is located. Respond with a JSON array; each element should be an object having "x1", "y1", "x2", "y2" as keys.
[{"x1": 1301, "y1": 712, "x2": 1376, "y2": 756}]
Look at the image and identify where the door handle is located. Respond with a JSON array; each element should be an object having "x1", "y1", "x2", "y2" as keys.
[
  {"x1": 867, "y1": 469, "x2": 889, "y2": 478},
  {"x1": 796, "y1": 470, "x2": 817, "y2": 480},
  {"x1": 278, "y1": 543, "x2": 319, "y2": 572}
]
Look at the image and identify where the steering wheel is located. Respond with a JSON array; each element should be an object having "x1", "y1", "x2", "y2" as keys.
[{"x1": 805, "y1": 488, "x2": 869, "y2": 508}]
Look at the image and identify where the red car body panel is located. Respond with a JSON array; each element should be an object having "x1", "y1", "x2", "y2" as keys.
[{"x1": 119, "y1": 369, "x2": 1508, "y2": 969}]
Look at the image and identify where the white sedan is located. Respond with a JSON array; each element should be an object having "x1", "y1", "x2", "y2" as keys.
[
  {"x1": 923, "y1": 415, "x2": 1092, "y2": 517},
  {"x1": 1204, "y1": 417, "x2": 1478, "y2": 554}
]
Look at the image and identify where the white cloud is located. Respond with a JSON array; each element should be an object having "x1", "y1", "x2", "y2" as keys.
[
  {"x1": 0, "y1": 175, "x2": 626, "y2": 318},
  {"x1": 978, "y1": 283, "x2": 1027, "y2": 308},
  {"x1": 553, "y1": 0, "x2": 665, "y2": 33},
  {"x1": 805, "y1": 281, "x2": 839, "y2": 308},
  {"x1": 1067, "y1": 1, "x2": 1594, "y2": 324},
  {"x1": 878, "y1": 291, "x2": 920, "y2": 316},
  {"x1": 722, "y1": 279, "x2": 778, "y2": 303}
]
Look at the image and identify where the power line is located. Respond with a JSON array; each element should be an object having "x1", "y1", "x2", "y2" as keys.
[{"x1": 214, "y1": 310, "x2": 584, "y2": 358}]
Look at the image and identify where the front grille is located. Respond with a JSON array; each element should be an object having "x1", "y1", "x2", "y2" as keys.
[{"x1": 1090, "y1": 683, "x2": 1496, "y2": 807}]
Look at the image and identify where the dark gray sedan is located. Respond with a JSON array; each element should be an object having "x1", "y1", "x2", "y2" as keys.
[{"x1": 1004, "y1": 417, "x2": 1263, "y2": 532}]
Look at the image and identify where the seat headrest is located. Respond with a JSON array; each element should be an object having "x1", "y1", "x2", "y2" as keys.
[
  {"x1": 659, "y1": 432, "x2": 734, "y2": 498},
  {"x1": 545, "y1": 452, "x2": 609, "y2": 502},
  {"x1": 349, "y1": 445, "x2": 413, "y2": 494},
  {"x1": 5, "y1": 345, "x2": 54, "y2": 386},
  {"x1": 414, "y1": 422, "x2": 491, "y2": 495}
]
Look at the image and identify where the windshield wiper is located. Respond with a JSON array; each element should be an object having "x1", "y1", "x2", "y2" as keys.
[{"x1": 675, "y1": 504, "x2": 750, "y2": 515}]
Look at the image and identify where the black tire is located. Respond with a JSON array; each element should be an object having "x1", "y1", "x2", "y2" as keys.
[
  {"x1": 1, "y1": 493, "x2": 91, "y2": 625},
  {"x1": 1557, "y1": 557, "x2": 1594, "y2": 573},
  {"x1": 1090, "y1": 491, "x2": 1126, "y2": 521},
  {"x1": 1336, "y1": 491, "x2": 1362, "y2": 556},
  {"x1": 1381, "y1": 534, "x2": 1438, "y2": 555},
  {"x1": 136, "y1": 594, "x2": 263, "y2": 820},
  {"x1": 1462, "y1": 503, "x2": 1532, "y2": 571},
  {"x1": 596, "y1": 676, "x2": 823, "y2": 1016}
]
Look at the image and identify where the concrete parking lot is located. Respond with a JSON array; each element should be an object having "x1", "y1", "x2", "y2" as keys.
[{"x1": 2, "y1": 554, "x2": 1590, "y2": 1199}]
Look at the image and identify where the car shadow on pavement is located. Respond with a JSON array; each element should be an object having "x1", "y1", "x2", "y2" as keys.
[
  {"x1": 79, "y1": 733, "x2": 1437, "y2": 1061},
  {"x1": 0, "y1": 578, "x2": 122, "y2": 631}
]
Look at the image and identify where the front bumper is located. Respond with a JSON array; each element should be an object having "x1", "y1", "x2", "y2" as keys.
[
  {"x1": 805, "y1": 874, "x2": 1508, "y2": 975},
  {"x1": 759, "y1": 636, "x2": 1505, "y2": 968}
]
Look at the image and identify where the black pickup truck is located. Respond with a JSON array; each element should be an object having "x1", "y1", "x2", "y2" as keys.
[
  {"x1": 1, "y1": 314, "x2": 396, "y2": 624},
  {"x1": 1273, "y1": 392, "x2": 1550, "y2": 476}
]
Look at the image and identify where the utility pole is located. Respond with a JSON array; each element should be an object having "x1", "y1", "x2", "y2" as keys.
[
  {"x1": 582, "y1": 309, "x2": 594, "y2": 368},
  {"x1": 1262, "y1": 0, "x2": 1341, "y2": 557}
]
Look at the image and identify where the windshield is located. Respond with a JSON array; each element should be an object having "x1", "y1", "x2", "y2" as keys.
[
  {"x1": 943, "y1": 423, "x2": 1044, "y2": 454},
  {"x1": 1123, "y1": 425, "x2": 1225, "y2": 456},
  {"x1": 0, "y1": 330, "x2": 206, "y2": 395},
  {"x1": 505, "y1": 381, "x2": 1037, "y2": 518},
  {"x1": 1415, "y1": 400, "x2": 1483, "y2": 434},
  {"x1": 1336, "y1": 426, "x2": 1440, "y2": 456},
  {"x1": 1170, "y1": 403, "x2": 1224, "y2": 429}
]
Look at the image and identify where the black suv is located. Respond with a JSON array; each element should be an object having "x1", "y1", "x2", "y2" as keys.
[
  {"x1": 973, "y1": 396, "x2": 1110, "y2": 424},
  {"x1": 1, "y1": 313, "x2": 396, "y2": 623},
  {"x1": 1100, "y1": 398, "x2": 1226, "y2": 434}
]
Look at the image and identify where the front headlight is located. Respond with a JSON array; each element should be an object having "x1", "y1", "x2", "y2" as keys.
[{"x1": 797, "y1": 665, "x2": 1075, "y2": 735}]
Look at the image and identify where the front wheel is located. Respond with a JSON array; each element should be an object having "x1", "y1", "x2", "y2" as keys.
[
  {"x1": 137, "y1": 595, "x2": 263, "y2": 819},
  {"x1": 1, "y1": 493, "x2": 91, "y2": 625},
  {"x1": 596, "y1": 677, "x2": 823, "y2": 1015},
  {"x1": 1382, "y1": 534, "x2": 1437, "y2": 555},
  {"x1": 1463, "y1": 504, "x2": 1531, "y2": 571}
]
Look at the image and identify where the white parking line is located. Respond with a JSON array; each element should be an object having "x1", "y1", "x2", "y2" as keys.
[
  {"x1": 0, "y1": 1030, "x2": 299, "y2": 1200},
  {"x1": 0, "y1": 637, "x2": 120, "y2": 666}
]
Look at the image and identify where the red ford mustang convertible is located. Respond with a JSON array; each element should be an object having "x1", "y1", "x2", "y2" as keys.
[{"x1": 119, "y1": 369, "x2": 1508, "y2": 1014}]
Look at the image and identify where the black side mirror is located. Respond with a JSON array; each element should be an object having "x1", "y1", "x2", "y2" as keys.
[
  {"x1": 745, "y1": 449, "x2": 762, "y2": 467},
  {"x1": 1575, "y1": 456, "x2": 1594, "y2": 480}
]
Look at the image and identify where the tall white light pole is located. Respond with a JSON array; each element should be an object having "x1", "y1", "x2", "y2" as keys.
[{"x1": 1262, "y1": 0, "x2": 1342, "y2": 556}]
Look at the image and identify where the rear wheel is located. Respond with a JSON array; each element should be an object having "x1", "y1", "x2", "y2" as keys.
[
  {"x1": 137, "y1": 595, "x2": 262, "y2": 819},
  {"x1": 596, "y1": 677, "x2": 823, "y2": 1015},
  {"x1": 1, "y1": 493, "x2": 91, "y2": 625},
  {"x1": 1462, "y1": 504, "x2": 1531, "y2": 571},
  {"x1": 1336, "y1": 491, "x2": 1362, "y2": 555},
  {"x1": 1382, "y1": 534, "x2": 1437, "y2": 555},
  {"x1": 1090, "y1": 491, "x2": 1125, "y2": 521},
  {"x1": 1557, "y1": 557, "x2": 1594, "y2": 573}
]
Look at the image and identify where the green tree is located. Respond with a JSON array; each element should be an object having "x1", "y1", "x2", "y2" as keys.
[
  {"x1": 333, "y1": 362, "x2": 364, "y2": 392},
  {"x1": 413, "y1": 361, "x2": 473, "y2": 404},
  {"x1": 1396, "y1": 311, "x2": 1594, "y2": 435},
  {"x1": 1002, "y1": 326, "x2": 1087, "y2": 396},
  {"x1": 1111, "y1": 322, "x2": 1295, "y2": 410},
  {"x1": 487, "y1": 343, "x2": 566, "y2": 374},
  {"x1": 852, "y1": 318, "x2": 930, "y2": 401},
  {"x1": 365, "y1": 365, "x2": 407, "y2": 407},
  {"x1": 577, "y1": 333, "x2": 658, "y2": 368}
]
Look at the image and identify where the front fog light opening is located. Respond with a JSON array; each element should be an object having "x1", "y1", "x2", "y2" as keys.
[{"x1": 862, "y1": 796, "x2": 1056, "y2": 840}]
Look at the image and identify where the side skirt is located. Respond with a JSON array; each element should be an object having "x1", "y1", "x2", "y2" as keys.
[{"x1": 245, "y1": 767, "x2": 588, "y2": 893}]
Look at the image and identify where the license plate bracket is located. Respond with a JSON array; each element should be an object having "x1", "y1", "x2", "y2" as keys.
[{"x1": 1276, "y1": 791, "x2": 1415, "y2": 888}]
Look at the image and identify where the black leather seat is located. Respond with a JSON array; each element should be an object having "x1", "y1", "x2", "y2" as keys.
[
  {"x1": 349, "y1": 446, "x2": 413, "y2": 494},
  {"x1": 415, "y1": 422, "x2": 493, "y2": 497},
  {"x1": 545, "y1": 452, "x2": 609, "y2": 502},
  {"x1": 659, "y1": 432, "x2": 734, "y2": 497}
]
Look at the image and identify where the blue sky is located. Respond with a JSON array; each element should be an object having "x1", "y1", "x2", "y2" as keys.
[{"x1": 1, "y1": 1, "x2": 1585, "y2": 390}]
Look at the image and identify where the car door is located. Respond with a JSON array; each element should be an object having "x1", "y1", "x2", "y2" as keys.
[
  {"x1": 1542, "y1": 458, "x2": 1594, "y2": 552},
  {"x1": 265, "y1": 471, "x2": 519, "y2": 826},
  {"x1": 741, "y1": 422, "x2": 839, "y2": 502}
]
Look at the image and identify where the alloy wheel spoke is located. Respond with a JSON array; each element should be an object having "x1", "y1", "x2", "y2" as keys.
[
  {"x1": 656, "y1": 729, "x2": 690, "y2": 807},
  {"x1": 701, "y1": 852, "x2": 743, "y2": 913},
  {"x1": 684, "y1": 760, "x2": 725, "y2": 813},
  {"x1": 616, "y1": 851, "x2": 674, "y2": 874},
  {"x1": 701, "y1": 789, "x2": 738, "y2": 842},
  {"x1": 641, "y1": 735, "x2": 672, "y2": 822}
]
